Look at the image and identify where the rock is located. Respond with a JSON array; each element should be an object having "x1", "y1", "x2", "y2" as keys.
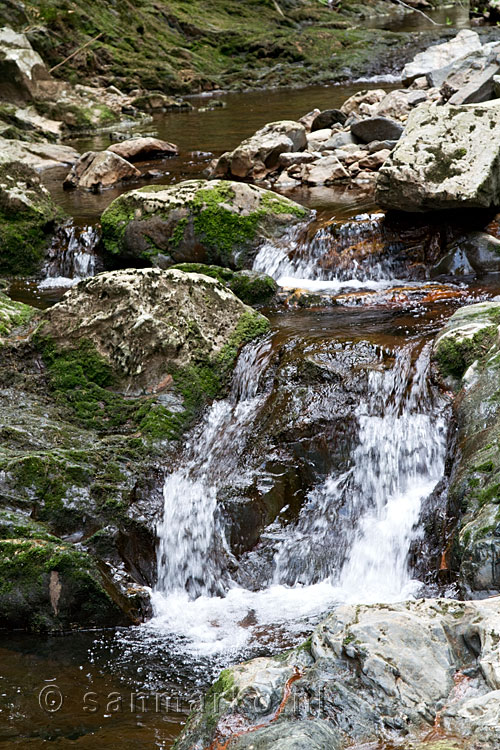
[
  {"x1": 368, "y1": 139, "x2": 397, "y2": 153},
  {"x1": 433, "y1": 302, "x2": 500, "y2": 595},
  {"x1": 108, "y1": 136, "x2": 178, "y2": 162},
  {"x1": 449, "y1": 232, "x2": 500, "y2": 275},
  {"x1": 310, "y1": 108, "x2": 346, "y2": 131},
  {"x1": 0, "y1": 136, "x2": 79, "y2": 171},
  {"x1": 340, "y1": 88, "x2": 387, "y2": 116},
  {"x1": 431, "y1": 246, "x2": 475, "y2": 277},
  {"x1": 298, "y1": 108, "x2": 320, "y2": 131},
  {"x1": 407, "y1": 90, "x2": 428, "y2": 106},
  {"x1": 376, "y1": 101, "x2": 500, "y2": 212},
  {"x1": 274, "y1": 171, "x2": 300, "y2": 189},
  {"x1": 0, "y1": 293, "x2": 35, "y2": 339},
  {"x1": 0, "y1": 161, "x2": 63, "y2": 275},
  {"x1": 43, "y1": 267, "x2": 269, "y2": 395},
  {"x1": 100, "y1": 179, "x2": 310, "y2": 268},
  {"x1": 306, "y1": 128, "x2": 332, "y2": 151},
  {"x1": 130, "y1": 92, "x2": 191, "y2": 111},
  {"x1": 350, "y1": 116, "x2": 404, "y2": 144},
  {"x1": 357, "y1": 148, "x2": 391, "y2": 170},
  {"x1": 444, "y1": 44, "x2": 500, "y2": 105},
  {"x1": 178, "y1": 598, "x2": 500, "y2": 749},
  {"x1": 0, "y1": 26, "x2": 59, "y2": 102},
  {"x1": 298, "y1": 155, "x2": 349, "y2": 185},
  {"x1": 212, "y1": 121, "x2": 306, "y2": 181},
  {"x1": 323, "y1": 131, "x2": 357, "y2": 150},
  {"x1": 372, "y1": 89, "x2": 412, "y2": 121},
  {"x1": 402, "y1": 30, "x2": 483, "y2": 85},
  {"x1": 169, "y1": 264, "x2": 278, "y2": 305},
  {"x1": 278, "y1": 152, "x2": 316, "y2": 167},
  {"x1": 63, "y1": 150, "x2": 141, "y2": 191}
]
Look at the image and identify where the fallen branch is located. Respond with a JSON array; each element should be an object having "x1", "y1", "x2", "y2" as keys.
[
  {"x1": 49, "y1": 32, "x2": 104, "y2": 73},
  {"x1": 391, "y1": 0, "x2": 444, "y2": 26}
]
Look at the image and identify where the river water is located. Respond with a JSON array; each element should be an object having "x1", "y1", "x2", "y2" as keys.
[{"x1": 3, "y1": 7, "x2": 500, "y2": 747}]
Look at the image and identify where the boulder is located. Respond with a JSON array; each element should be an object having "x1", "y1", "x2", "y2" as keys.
[
  {"x1": 169, "y1": 263, "x2": 278, "y2": 305},
  {"x1": 444, "y1": 232, "x2": 500, "y2": 275},
  {"x1": 63, "y1": 150, "x2": 141, "y2": 191},
  {"x1": 433, "y1": 301, "x2": 500, "y2": 595},
  {"x1": 100, "y1": 179, "x2": 310, "y2": 268},
  {"x1": 376, "y1": 101, "x2": 500, "y2": 212},
  {"x1": 402, "y1": 29, "x2": 483, "y2": 85},
  {"x1": 212, "y1": 121, "x2": 307, "y2": 181},
  {"x1": 0, "y1": 26, "x2": 60, "y2": 103},
  {"x1": 350, "y1": 116, "x2": 404, "y2": 144},
  {"x1": 0, "y1": 161, "x2": 63, "y2": 275},
  {"x1": 323, "y1": 131, "x2": 357, "y2": 150},
  {"x1": 310, "y1": 108, "x2": 346, "y2": 131},
  {"x1": 278, "y1": 152, "x2": 317, "y2": 167},
  {"x1": 177, "y1": 598, "x2": 500, "y2": 749},
  {"x1": 43, "y1": 267, "x2": 269, "y2": 396},
  {"x1": 108, "y1": 136, "x2": 178, "y2": 162},
  {"x1": 442, "y1": 41, "x2": 500, "y2": 105}
]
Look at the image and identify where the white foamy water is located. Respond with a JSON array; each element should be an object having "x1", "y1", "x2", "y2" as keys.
[{"x1": 150, "y1": 337, "x2": 447, "y2": 657}]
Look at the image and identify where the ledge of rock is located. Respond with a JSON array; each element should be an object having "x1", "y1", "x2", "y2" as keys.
[
  {"x1": 376, "y1": 101, "x2": 500, "y2": 212},
  {"x1": 176, "y1": 597, "x2": 500, "y2": 750},
  {"x1": 100, "y1": 179, "x2": 310, "y2": 269}
]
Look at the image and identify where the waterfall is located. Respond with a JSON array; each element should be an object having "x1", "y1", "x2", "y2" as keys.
[
  {"x1": 270, "y1": 343, "x2": 447, "y2": 602},
  {"x1": 39, "y1": 223, "x2": 102, "y2": 288},
  {"x1": 155, "y1": 336, "x2": 274, "y2": 599}
]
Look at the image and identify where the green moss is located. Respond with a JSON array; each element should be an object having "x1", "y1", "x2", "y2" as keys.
[
  {"x1": 171, "y1": 263, "x2": 277, "y2": 305},
  {"x1": 425, "y1": 145, "x2": 468, "y2": 183},
  {"x1": 0, "y1": 293, "x2": 36, "y2": 338},
  {"x1": 435, "y1": 326, "x2": 498, "y2": 379}
]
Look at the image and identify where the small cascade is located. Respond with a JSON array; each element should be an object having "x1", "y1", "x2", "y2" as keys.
[
  {"x1": 40, "y1": 222, "x2": 102, "y2": 288},
  {"x1": 155, "y1": 336, "x2": 274, "y2": 599},
  {"x1": 270, "y1": 343, "x2": 447, "y2": 602}
]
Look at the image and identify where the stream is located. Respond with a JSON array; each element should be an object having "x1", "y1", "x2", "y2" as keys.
[{"x1": 3, "y1": 8, "x2": 500, "y2": 747}]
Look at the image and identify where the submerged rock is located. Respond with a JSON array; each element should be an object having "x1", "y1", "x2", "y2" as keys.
[
  {"x1": 376, "y1": 101, "x2": 500, "y2": 211},
  {"x1": 177, "y1": 598, "x2": 500, "y2": 749},
  {"x1": 100, "y1": 179, "x2": 310, "y2": 269},
  {"x1": 63, "y1": 150, "x2": 141, "y2": 191},
  {"x1": 0, "y1": 161, "x2": 63, "y2": 275}
]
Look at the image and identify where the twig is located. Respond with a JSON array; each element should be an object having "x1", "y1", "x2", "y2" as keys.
[
  {"x1": 49, "y1": 31, "x2": 104, "y2": 73},
  {"x1": 391, "y1": 0, "x2": 444, "y2": 26},
  {"x1": 273, "y1": 0, "x2": 285, "y2": 16}
]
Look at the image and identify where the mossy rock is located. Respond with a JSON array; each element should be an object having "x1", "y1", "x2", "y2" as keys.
[
  {"x1": 0, "y1": 533, "x2": 129, "y2": 631},
  {"x1": 0, "y1": 162, "x2": 64, "y2": 275},
  {"x1": 171, "y1": 263, "x2": 278, "y2": 305},
  {"x1": 100, "y1": 179, "x2": 310, "y2": 269},
  {"x1": 0, "y1": 291, "x2": 36, "y2": 339}
]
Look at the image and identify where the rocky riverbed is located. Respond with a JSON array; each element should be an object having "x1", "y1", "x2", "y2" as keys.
[{"x1": 3, "y1": 7, "x2": 500, "y2": 750}]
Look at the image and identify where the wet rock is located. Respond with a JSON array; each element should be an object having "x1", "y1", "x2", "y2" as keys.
[
  {"x1": 212, "y1": 121, "x2": 306, "y2": 181},
  {"x1": 350, "y1": 116, "x2": 404, "y2": 144},
  {"x1": 178, "y1": 598, "x2": 500, "y2": 749},
  {"x1": 439, "y1": 232, "x2": 500, "y2": 276},
  {"x1": 107, "y1": 136, "x2": 178, "y2": 162},
  {"x1": 310, "y1": 108, "x2": 346, "y2": 131},
  {"x1": 100, "y1": 179, "x2": 310, "y2": 269},
  {"x1": 433, "y1": 302, "x2": 500, "y2": 595},
  {"x1": 63, "y1": 150, "x2": 141, "y2": 191},
  {"x1": 376, "y1": 101, "x2": 500, "y2": 212},
  {"x1": 0, "y1": 161, "x2": 63, "y2": 275},
  {"x1": 402, "y1": 30, "x2": 482, "y2": 85},
  {"x1": 278, "y1": 152, "x2": 316, "y2": 167},
  {"x1": 43, "y1": 267, "x2": 269, "y2": 396}
]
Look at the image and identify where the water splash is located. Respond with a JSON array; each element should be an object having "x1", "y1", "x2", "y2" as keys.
[{"x1": 39, "y1": 223, "x2": 102, "y2": 288}]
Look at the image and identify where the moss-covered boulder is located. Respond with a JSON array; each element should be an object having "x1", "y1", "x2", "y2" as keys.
[
  {"x1": 433, "y1": 301, "x2": 500, "y2": 595},
  {"x1": 170, "y1": 263, "x2": 277, "y2": 305},
  {"x1": 0, "y1": 511, "x2": 132, "y2": 631},
  {"x1": 0, "y1": 161, "x2": 63, "y2": 275},
  {"x1": 100, "y1": 179, "x2": 310, "y2": 269}
]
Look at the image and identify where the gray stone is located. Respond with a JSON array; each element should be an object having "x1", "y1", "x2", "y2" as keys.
[
  {"x1": 376, "y1": 101, "x2": 500, "y2": 212},
  {"x1": 278, "y1": 152, "x2": 316, "y2": 167},
  {"x1": 368, "y1": 139, "x2": 397, "y2": 153},
  {"x1": 351, "y1": 116, "x2": 403, "y2": 144},
  {"x1": 0, "y1": 26, "x2": 59, "y2": 102},
  {"x1": 108, "y1": 137, "x2": 178, "y2": 162},
  {"x1": 322, "y1": 131, "x2": 357, "y2": 150},
  {"x1": 402, "y1": 29, "x2": 482, "y2": 85},
  {"x1": 0, "y1": 137, "x2": 79, "y2": 171},
  {"x1": 298, "y1": 155, "x2": 349, "y2": 185}
]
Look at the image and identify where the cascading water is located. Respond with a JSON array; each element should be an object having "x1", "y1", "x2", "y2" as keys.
[
  {"x1": 39, "y1": 223, "x2": 102, "y2": 288},
  {"x1": 270, "y1": 342, "x2": 447, "y2": 602}
]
